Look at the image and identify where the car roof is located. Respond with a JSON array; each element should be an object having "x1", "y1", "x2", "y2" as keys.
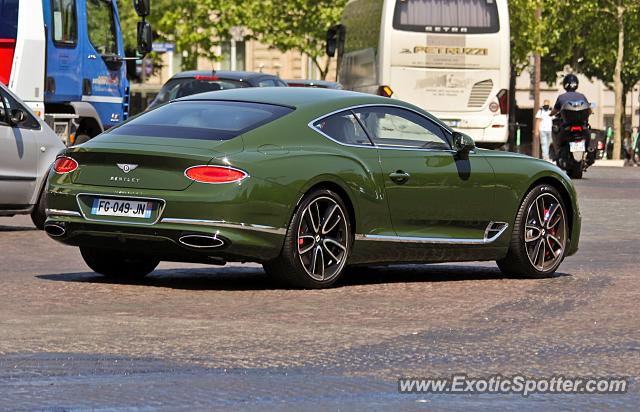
[
  {"x1": 171, "y1": 70, "x2": 278, "y2": 81},
  {"x1": 178, "y1": 87, "x2": 398, "y2": 110},
  {"x1": 285, "y1": 79, "x2": 342, "y2": 89}
]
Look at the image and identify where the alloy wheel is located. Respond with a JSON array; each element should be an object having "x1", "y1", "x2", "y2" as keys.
[
  {"x1": 524, "y1": 193, "x2": 567, "y2": 272},
  {"x1": 297, "y1": 196, "x2": 349, "y2": 282}
]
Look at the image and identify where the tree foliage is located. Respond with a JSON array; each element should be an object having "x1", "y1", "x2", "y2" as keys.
[
  {"x1": 240, "y1": 0, "x2": 347, "y2": 79},
  {"x1": 542, "y1": 0, "x2": 640, "y2": 159},
  {"x1": 508, "y1": 0, "x2": 557, "y2": 75},
  {"x1": 117, "y1": 0, "x2": 244, "y2": 70}
]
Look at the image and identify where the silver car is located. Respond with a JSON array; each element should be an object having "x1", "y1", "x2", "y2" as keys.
[{"x1": 0, "y1": 83, "x2": 64, "y2": 229}]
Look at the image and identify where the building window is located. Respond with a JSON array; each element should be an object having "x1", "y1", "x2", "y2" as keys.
[{"x1": 220, "y1": 40, "x2": 245, "y2": 71}]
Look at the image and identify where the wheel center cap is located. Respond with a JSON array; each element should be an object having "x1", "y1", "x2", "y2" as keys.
[
  {"x1": 541, "y1": 229, "x2": 546, "y2": 236},
  {"x1": 315, "y1": 235, "x2": 321, "y2": 243}
]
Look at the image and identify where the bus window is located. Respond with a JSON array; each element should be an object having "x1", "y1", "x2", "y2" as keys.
[{"x1": 394, "y1": 0, "x2": 499, "y2": 34}]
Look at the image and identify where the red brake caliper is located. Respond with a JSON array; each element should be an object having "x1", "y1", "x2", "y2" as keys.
[{"x1": 544, "y1": 209, "x2": 551, "y2": 257}]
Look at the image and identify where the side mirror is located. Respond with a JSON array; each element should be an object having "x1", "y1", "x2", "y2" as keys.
[
  {"x1": 326, "y1": 24, "x2": 344, "y2": 57},
  {"x1": 132, "y1": 0, "x2": 150, "y2": 17},
  {"x1": 137, "y1": 21, "x2": 153, "y2": 56},
  {"x1": 452, "y1": 132, "x2": 475, "y2": 158},
  {"x1": 9, "y1": 108, "x2": 26, "y2": 125}
]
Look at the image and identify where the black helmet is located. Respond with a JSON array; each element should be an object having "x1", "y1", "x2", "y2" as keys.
[{"x1": 563, "y1": 74, "x2": 579, "y2": 92}]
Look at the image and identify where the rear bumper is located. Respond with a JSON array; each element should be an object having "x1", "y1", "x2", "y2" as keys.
[
  {"x1": 45, "y1": 212, "x2": 285, "y2": 264},
  {"x1": 430, "y1": 113, "x2": 509, "y2": 145},
  {"x1": 44, "y1": 178, "x2": 295, "y2": 263}
]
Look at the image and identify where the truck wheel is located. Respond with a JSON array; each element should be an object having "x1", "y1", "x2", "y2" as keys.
[
  {"x1": 80, "y1": 246, "x2": 159, "y2": 279},
  {"x1": 30, "y1": 188, "x2": 47, "y2": 230}
]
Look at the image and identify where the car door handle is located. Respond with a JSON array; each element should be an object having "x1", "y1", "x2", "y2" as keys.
[{"x1": 389, "y1": 170, "x2": 410, "y2": 184}]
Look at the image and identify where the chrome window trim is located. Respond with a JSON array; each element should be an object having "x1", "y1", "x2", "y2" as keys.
[
  {"x1": 307, "y1": 103, "x2": 457, "y2": 153},
  {"x1": 46, "y1": 209, "x2": 82, "y2": 217},
  {"x1": 354, "y1": 222, "x2": 508, "y2": 245},
  {"x1": 75, "y1": 193, "x2": 167, "y2": 226},
  {"x1": 161, "y1": 217, "x2": 286, "y2": 235}
]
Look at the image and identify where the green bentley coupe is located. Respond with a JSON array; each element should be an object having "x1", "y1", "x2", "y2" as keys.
[{"x1": 45, "y1": 88, "x2": 580, "y2": 288}]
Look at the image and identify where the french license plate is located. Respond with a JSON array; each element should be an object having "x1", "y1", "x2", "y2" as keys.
[
  {"x1": 569, "y1": 140, "x2": 586, "y2": 152},
  {"x1": 442, "y1": 119, "x2": 461, "y2": 127},
  {"x1": 91, "y1": 198, "x2": 153, "y2": 219}
]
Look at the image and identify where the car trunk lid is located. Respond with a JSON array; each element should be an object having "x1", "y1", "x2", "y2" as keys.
[{"x1": 69, "y1": 136, "x2": 238, "y2": 191}]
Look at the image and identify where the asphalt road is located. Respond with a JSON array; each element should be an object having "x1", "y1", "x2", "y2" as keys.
[{"x1": 0, "y1": 166, "x2": 639, "y2": 411}]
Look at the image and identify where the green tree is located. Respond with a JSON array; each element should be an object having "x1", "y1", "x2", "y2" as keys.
[
  {"x1": 543, "y1": 0, "x2": 640, "y2": 160},
  {"x1": 241, "y1": 0, "x2": 347, "y2": 79},
  {"x1": 117, "y1": 0, "x2": 244, "y2": 71},
  {"x1": 508, "y1": 0, "x2": 555, "y2": 75}
]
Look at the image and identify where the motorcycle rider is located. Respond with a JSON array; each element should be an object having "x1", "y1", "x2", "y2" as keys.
[
  {"x1": 550, "y1": 73, "x2": 590, "y2": 116},
  {"x1": 549, "y1": 73, "x2": 591, "y2": 160}
]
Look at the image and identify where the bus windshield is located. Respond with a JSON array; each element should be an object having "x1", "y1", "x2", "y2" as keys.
[{"x1": 393, "y1": 0, "x2": 499, "y2": 34}]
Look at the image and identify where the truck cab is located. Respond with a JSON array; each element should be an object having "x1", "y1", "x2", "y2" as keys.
[{"x1": 2, "y1": 0, "x2": 150, "y2": 146}]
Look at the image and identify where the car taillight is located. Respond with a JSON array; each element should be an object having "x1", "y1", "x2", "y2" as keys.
[
  {"x1": 53, "y1": 156, "x2": 78, "y2": 173},
  {"x1": 194, "y1": 75, "x2": 220, "y2": 81},
  {"x1": 377, "y1": 85, "x2": 393, "y2": 98},
  {"x1": 597, "y1": 141, "x2": 604, "y2": 150},
  {"x1": 496, "y1": 89, "x2": 509, "y2": 114},
  {"x1": 570, "y1": 126, "x2": 583, "y2": 132},
  {"x1": 185, "y1": 165, "x2": 248, "y2": 184}
]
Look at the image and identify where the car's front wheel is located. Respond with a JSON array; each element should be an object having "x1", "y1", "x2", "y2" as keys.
[
  {"x1": 80, "y1": 246, "x2": 159, "y2": 279},
  {"x1": 497, "y1": 184, "x2": 568, "y2": 278},
  {"x1": 264, "y1": 189, "x2": 351, "y2": 288}
]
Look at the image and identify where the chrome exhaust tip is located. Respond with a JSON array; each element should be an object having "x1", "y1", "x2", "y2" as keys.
[
  {"x1": 44, "y1": 222, "x2": 66, "y2": 237},
  {"x1": 178, "y1": 234, "x2": 225, "y2": 249}
]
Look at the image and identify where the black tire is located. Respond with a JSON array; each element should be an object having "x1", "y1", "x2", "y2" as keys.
[
  {"x1": 30, "y1": 187, "x2": 47, "y2": 230},
  {"x1": 72, "y1": 134, "x2": 91, "y2": 146},
  {"x1": 80, "y1": 246, "x2": 159, "y2": 279},
  {"x1": 263, "y1": 189, "x2": 352, "y2": 289},
  {"x1": 497, "y1": 184, "x2": 568, "y2": 279}
]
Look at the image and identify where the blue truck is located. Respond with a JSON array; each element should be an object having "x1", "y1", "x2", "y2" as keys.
[{"x1": 1, "y1": 0, "x2": 151, "y2": 145}]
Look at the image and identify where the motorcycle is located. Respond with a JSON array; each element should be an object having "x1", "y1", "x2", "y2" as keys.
[{"x1": 550, "y1": 100, "x2": 596, "y2": 179}]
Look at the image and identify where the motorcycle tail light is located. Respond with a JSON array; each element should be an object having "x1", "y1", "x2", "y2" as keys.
[
  {"x1": 53, "y1": 156, "x2": 78, "y2": 174},
  {"x1": 185, "y1": 165, "x2": 248, "y2": 184},
  {"x1": 496, "y1": 89, "x2": 509, "y2": 114},
  {"x1": 570, "y1": 126, "x2": 583, "y2": 132}
]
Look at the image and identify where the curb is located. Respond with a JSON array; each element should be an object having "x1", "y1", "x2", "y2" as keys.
[{"x1": 593, "y1": 160, "x2": 626, "y2": 167}]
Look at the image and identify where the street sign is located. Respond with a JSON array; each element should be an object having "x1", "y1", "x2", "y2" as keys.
[{"x1": 152, "y1": 42, "x2": 176, "y2": 53}]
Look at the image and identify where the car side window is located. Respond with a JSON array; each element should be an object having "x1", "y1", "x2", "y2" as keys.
[
  {"x1": 258, "y1": 79, "x2": 277, "y2": 87},
  {"x1": 353, "y1": 106, "x2": 450, "y2": 150},
  {"x1": 0, "y1": 88, "x2": 40, "y2": 130},
  {"x1": 312, "y1": 111, "x2": 373, "y2": 146}
]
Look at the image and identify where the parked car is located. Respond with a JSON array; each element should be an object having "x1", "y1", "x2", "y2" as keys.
[
  {"x1": 0, "y1": 83, "x2": 64, "y2": 229},
  {"x1": 45, "y1": 88, "x2": 580, "y2": 288},
  {"x1": 285, "y1": 79, "x2": 343, "y2": 89},
  {"x1": 147, "y1": 71, "x2": 288, "y2": 110}
]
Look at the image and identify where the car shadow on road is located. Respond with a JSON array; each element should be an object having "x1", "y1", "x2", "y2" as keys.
[
  {"x1": 0, "y1": 225, "x2": 36, "y2": 232},
  {"x1": 37, "y1": 264, "x2": 570, "y2": 291}
]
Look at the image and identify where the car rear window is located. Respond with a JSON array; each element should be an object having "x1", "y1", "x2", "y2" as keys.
[
  {"x1": 150, "y1": 78, "x2": 249, "y2": 107},
  {"x1": 109, "y1": 101, "x2": 293, "y2": 140}
]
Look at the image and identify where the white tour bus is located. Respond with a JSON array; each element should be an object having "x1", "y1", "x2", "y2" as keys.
[{"x1": 330, "y1": 0, "x2": 510, "y2": 148}]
